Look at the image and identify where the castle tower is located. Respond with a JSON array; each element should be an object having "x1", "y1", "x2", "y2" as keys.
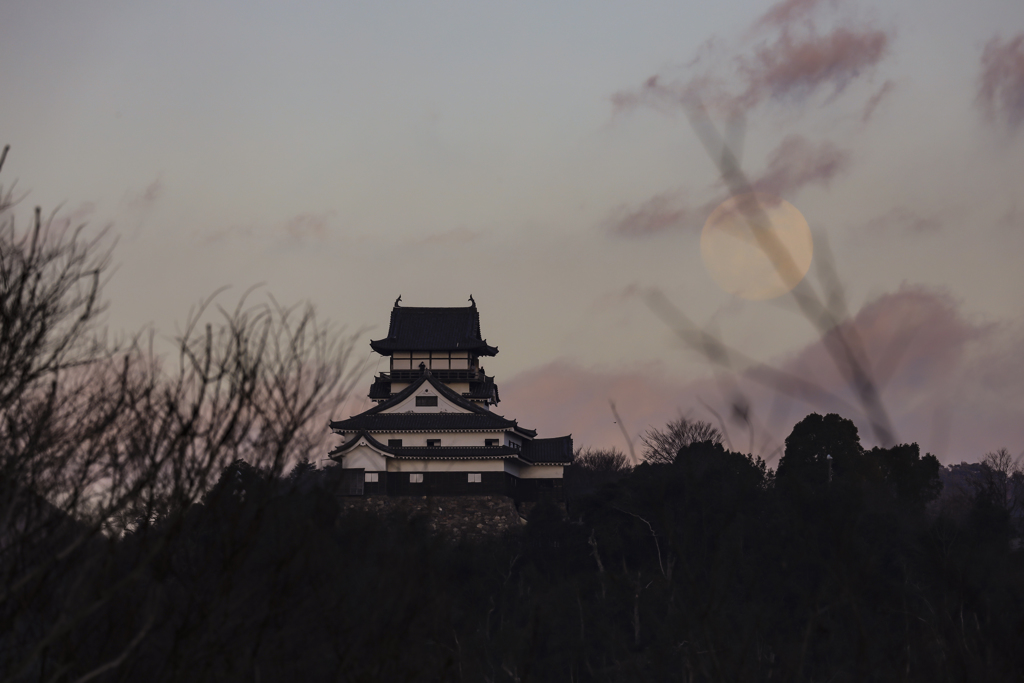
[{"x1": 328, "y1": 298, "x2": 573, "y2": 499}]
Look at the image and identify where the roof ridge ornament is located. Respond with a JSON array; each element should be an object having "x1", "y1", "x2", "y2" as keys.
[
  {"x1": 468, "y1": 294, "x2": 475, "y2": 307},
  {"x1": 394, "y1": 295, "x2": 402, "y2": 308}
]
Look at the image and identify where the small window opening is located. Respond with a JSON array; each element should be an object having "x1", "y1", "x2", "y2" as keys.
[
  {"x1": 409, "y1": 473, "x2": 423, "y2": 483},
  {"x1": 427, "y1": 439, "x2": 441, "y2": 447},
  {"x1": 388, "y1": 439, "x2": 403, "y2": 448},
  {"x1": 416, "y1": 395, "x2": 438, "y2": 407},
  {"x1": 468, "y1": 473, "x2": 482, "y2": 483},
  {"x1": 485, "y1": 439, "x2": 499, "y2": 447},
  {"x1": 364, "y1": 472, "x2": 379, "y2": 483}
]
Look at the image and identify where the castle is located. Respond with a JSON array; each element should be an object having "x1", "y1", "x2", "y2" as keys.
[{"x1": 328, "y1": 298, "x2": 573, "y2": 501}]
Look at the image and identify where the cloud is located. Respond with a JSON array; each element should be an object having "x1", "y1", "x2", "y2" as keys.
[
  {"x1": 740, "y1": 27, "x2": 889, "y2": 107},
  {"x1": 754, "y1": 0, "x2": 829, "y2": 31},
  {"x1": 611, "y1": 1, "x2": 891, "y2": 117},
  {"x1": 751, "y1": 134, "x2": 851, "y2": 196},
  {"x1": 862, "y1": 207, "x2": 941, "y2": 236},
  {"x1": 606, "y1": 190, "x2": 700, "y2": 237},
  {"x1": 608, "y1": 135, "x2": 848, "y2": 238},
  {"x1": 978, "y1": 34, "x2": 1024, "y2": 130},
  {"x1": 501, "y1": 360, "x2": 708, "y2": 460},
  {"x1": 861, "y1": 79, "x2": 895, "y2": 122},
  {"x1": 501, "y1": 287, "x2": 1024, "y2": 464}
]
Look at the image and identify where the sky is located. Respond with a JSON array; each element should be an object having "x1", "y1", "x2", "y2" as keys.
[{"x1": 2, "y1": 0, "x2": 1023, "y2": 465}]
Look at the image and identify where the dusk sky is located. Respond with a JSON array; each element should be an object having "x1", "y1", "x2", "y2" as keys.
[{"x1": 3, "y1": 0, "x2": 1023, "y2": 464}]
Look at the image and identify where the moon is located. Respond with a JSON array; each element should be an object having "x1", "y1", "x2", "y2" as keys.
[{"x1": 700, "y1": 192, "x2": 814, "y2": 301}]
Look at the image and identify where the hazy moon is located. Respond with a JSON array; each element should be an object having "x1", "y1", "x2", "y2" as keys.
[{"x1": 700, "y1": 193, "x2": 814, "y2": 301}]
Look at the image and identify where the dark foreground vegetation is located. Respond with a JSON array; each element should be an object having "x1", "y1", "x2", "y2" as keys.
[
  {"x1": 2, "y1": 151, "x2": 1023, "y2": 681},
  {"x1": 6, "y1": 423, "x2": 1024, "y2": 682}
]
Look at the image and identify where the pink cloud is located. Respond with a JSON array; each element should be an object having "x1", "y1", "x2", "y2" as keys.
[
  {"x1": 606, "y1": 189, "x2": 700, "y2": 237},
  {"x1": 978, "y1": 34, "x2": 1024, "y2": 130},
  {"x1": 501, "y1": 287, "x2": 1024, "y2": 465},
  {"x1": 751, "y1": 134, "x2": 851, "y2": 196},
  {"x1": 755, "y1": 0, "x2": 829, "y2": 30},
  {"x1": 609, "y1": 134, "x2": 848, "y2": 238},
  {"x1": 740, "y1": 27, "x2": 889, "y2": 106},
  {"x1": 612, "y1": 15, "x2": 891, "y2": 118}
]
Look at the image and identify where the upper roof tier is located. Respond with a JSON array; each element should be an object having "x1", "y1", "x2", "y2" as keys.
[
  {"x1": 369, "y1": 302, "x2": 499, "y2": 357},
  {"x1": 330, "y1": 370, "x2": 535, "y2": 438}
]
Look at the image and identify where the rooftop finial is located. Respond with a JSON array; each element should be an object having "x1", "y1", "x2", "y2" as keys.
[
  {"x1": 394, "y1": 295, "x2": 402, "y2": 308},
  {"x1": 468, "y1": 294, "x2": 475, "y2": 307}
]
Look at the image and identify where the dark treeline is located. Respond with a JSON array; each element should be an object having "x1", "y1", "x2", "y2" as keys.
[
  {"x1": 6, "y1": 416, "x2": 1024, "y2": 681},
  {"x1": 2, "y1": 151, "x2": 1023, "y2": 681}
]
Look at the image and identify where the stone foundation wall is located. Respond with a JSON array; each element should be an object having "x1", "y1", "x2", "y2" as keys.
[{"x1": 337, "y1": 494, "x2": 525, "y2": 539}]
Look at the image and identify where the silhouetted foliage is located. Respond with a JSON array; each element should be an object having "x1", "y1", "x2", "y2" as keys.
[
  {"x1": 871, "y1": 442, "x2": 943, "y2": 510},
  {"x1": 3, "y1": 150, "x2": 1023, "y2": 681},
  {"x1": 564, "y1": 447, "x2": 633, "y2": 501},
  {"x1": 639, "y1": 416, "x2": 722, "y2": 465}
]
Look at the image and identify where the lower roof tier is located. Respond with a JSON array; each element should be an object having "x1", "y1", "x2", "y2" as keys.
[{"x1": 329, "y1": 431, "x2": 573, "y2": 465}]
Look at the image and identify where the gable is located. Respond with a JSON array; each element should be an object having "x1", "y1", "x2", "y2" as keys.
[
  {"x1": 342, "y1": 445, "x2": 389, "y2": 471},
  {"x1": 383, "y1": 381, "x2": 470, "y2": 415}
]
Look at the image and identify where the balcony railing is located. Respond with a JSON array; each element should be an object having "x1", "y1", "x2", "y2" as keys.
[{"x1": 382, "y1": 369, "x2": 484, "y2": 382}]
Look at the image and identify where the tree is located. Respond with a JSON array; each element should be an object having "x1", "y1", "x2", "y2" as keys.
[
  {"x1": 0, "y1": 147, "x2": 364, "y2": 679},
  {"x1": 639, "y1": 416, "x2": 722, "y2": 465},
  {"x1": 775, "y1": 412, "x2": 864, "y2": 490},
  {"x1": 564, "y1": 447, "x2": 633, "y2": 500},
  {"x1": 869, "y1": 443, "x2": 942, "y2": 509}
]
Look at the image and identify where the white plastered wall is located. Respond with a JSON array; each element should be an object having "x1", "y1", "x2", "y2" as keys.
[
  {"x1": 386, "y1": 384, "x2": 468, "y2": 414},
  {"x1": 388, "y1": 459, "x2": 506, "y2": 472},
  {"x1": 341, "y1": 444, "x2": 388, "y2": 471},
  {"x1": 366, "y1": 431, "x2": 506, "y2": 447},
  {"x1": 519, "y1": 465, "x2": 564, "y2": 479}
]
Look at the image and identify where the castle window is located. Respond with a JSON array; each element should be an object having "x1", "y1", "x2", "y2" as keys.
[
  {"x1": 485, "y1": 439, "x2": 498, "y2": 447},
  {"x1": 388, "y1": 439, "x2": 403, "y2": 448},
  {"x1": 427, "y1": 439, "x2": 441, "y2": 447},
  {"x1": 468, "y1": 473, "x2": 482, "y2": 483},
  {"x1": 410, "y1": 473, "x2": 423, "y2": 483},
  {"x1": 416, "y1": 395, "x2": 438, "y2": 407},
  {"x1": 364, "y1": 472, "x2": 379, "y2": 483}
]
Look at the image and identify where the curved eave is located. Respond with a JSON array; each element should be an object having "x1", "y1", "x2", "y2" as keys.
[
  {"x1": 332, "y1": 427, "x2": 518, "y2": 434},
  {"x1": 369, "y1": 340, "x2": 499, "y2": 357},
  {"x1": 329, "y1": 435, "x2": 529, "y2": 462},
  {"x1": 327, "y1": 430, "x2": 395, "y2": 460}
]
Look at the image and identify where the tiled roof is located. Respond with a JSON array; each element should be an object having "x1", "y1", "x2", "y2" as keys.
[
  {"x1": 368, "y1": 377, "x2": 391, "y2": 400},
  {"x1": 328, "y1": 430, "x2": 573, "y2": 465},
  {"x1": 328, "y1": 431, "x2": 519, "y2": 460},
  {"x1": 330, "y1": 412, "x2": 518, "y2": 432},
  {"x1": 463, "y1": 375, "x2": 499, "y2": 403},
  {"x1": 348, "y1": 370, "x2": 500, "y2": 419},
  {"x1": 389, "y1": 446, "x2": 520, "y2": 459},
  {"x1": 370, "y1": 304, "x2": 498, "y2": 356},
  {"x1": 522, "y1": 436, "x2": 574, "y2": 464},
  {"x1": 330, "y1": 370, "x2": 543, "y2": 443},
  {"x1": 367, "y1": 372, "x2": 499, "y2": 404}
]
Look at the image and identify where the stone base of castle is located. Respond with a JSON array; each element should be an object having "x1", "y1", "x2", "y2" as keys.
[{"x1": 337, "y1": 494, "x2": 528, "y2": 539}]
